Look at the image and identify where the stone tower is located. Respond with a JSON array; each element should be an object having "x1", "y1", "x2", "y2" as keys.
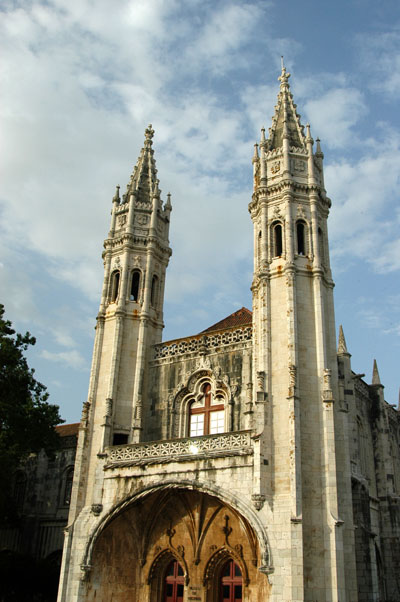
[
  {"x1": 249, "y1": 65, "x2": 357, "y2": 600},
  {"x1": 58, "y1": 125, "x2": 172, "y2": 600},
  {"x1": 56, "y1": 69, "x2": 400, "y2": 602}
]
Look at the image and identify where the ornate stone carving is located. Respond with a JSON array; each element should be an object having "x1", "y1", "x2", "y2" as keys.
[
  {"x1": 271, "y1": 161, "x2": 280, "y2": 174},
  {"x1": 132, "y1": 255, "x2": 142, "y2": 266},
  {"x1": 322, "y1": 368, "x2": 334, "y2": 403},
  {"x1": 118, "y1": 214, "x2": 127, "y2": 227},
  {"x1": 252, "y1": 493, "x2": 266, "y2": 511},
  {"x1": 135, "y1": 214, "x2": 148, "y2": 225},
  {"x1": 293, "y1": 159, "x2": 306, "y2": 172},
  {"x1": 297, "y1": 205, "x2": 306, "y2": 219},
  {"x1": 80, "y1": 401, "x2": 91, "y2": 426},
  {"x1": 288, "y1": 364, "x2": 297, "y2": 397},
  {"x1": 154, "y1": 327, "x2": 252, "y2": 360},
  {"x1": 91, "y1": 504, "x2": 103, "y2": 516},
  {"x1": 106, "y1": 431, "x2": 253, "y2": 467},
  {"x1": 256, "y1": 371, "x2": 265, "y2": 391},
  {"x1": 105, "y1": 398, "x2": 113, "y2": 417}
]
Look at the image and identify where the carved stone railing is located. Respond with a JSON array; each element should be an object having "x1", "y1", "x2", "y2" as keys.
[
  {"x1": 105, "y1": 431, "x2": 253, "y2": 468},
  {"x1": 153, "y1": 326, "x2": 252, "y2": 360}
]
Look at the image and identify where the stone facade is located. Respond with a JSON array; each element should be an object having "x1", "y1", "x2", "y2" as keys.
[
  {"x1": 0, "y1": 423, "x2": 79, "y2": 562},
  {"x1": 57, "y1": 68, "x2": 400, "y2": 602}
]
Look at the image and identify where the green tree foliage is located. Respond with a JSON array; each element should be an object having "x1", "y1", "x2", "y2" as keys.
[{"x1": 0, "y1": 304, "x2": 63, "y2": 523}]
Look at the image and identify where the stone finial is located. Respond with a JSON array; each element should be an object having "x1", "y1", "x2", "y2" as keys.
[
  {"x1": 165, "y1": 192, "x2": 172, "y2": 210},
  {"x1": 278, "y1": 63, "x2": 291, "y2": 90},
  {"x1": 337, "y1": 325, "x2": 349, "y2": 355},
  {"x1": 316, "y1": 138, "x2": 324, "y2": 158},
  {"x1": 372, "y1": 359, "x2": 382, "y2": 386},
  {"x1": 145, "y1": 123, "x2": 154, "y2": 143},
  {"x1": 260, "y1": 127, "x2": 266, "y2": 143},
  {"x1": 305, "y1": 123, "x2": 313, "y2": 142}
]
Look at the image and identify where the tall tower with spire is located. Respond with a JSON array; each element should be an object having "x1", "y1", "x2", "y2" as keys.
[
  {"x1": 58, "y1": 126, "x2": 172, "y2": 599},
  {"x1": 249, "y1": 64, "x2": 357, "y2": 601}
]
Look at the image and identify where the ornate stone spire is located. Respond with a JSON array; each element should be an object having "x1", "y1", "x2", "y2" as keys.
[
  {"x1": 337, "y1": 325, "x2": 350, "y2": 355},
  {"x1": 267, "y1": 64, "x2": 305, "y2": 150},
  {"x1": 124, "y1": 124, "x2": 159, "y2": 204},
  {"x1": 372, "y1": 359, "x2": 382, "y2": 386}
]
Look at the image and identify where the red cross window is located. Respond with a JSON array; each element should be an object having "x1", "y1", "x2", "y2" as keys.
[
  {"x1": 189, "y1": 384, "x2": 225, "y2": 437},
  {"x1": 164, "y1": 560, "x2": 184, "y2": 602},
  {"x1": 220, "y1": 560, "x2": 243, "y2": 602}
]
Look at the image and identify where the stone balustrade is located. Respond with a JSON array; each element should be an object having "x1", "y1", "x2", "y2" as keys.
[
  {"x1": 105, "y1": 430, "x2": 253, "y2": 468},
  {"x1": 153, "y1": 326, "x2": 252, "y2": 360}
]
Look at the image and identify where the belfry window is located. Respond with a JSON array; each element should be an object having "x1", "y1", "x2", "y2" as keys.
[
  {"x1": 189, "y1": 384, "x2": 225, "y2": 437},
  {"x1": 110, "y1": 270, "x2": 120, "y2": 302},
  {"x1": 296, "y1": 221, "x2": 306, "y2": 255},
  {"x1": 220, "y1": 560, "x2": 243, "y2": 602},
  {"x1": 151, "y1": 275, "x2": 158, "y2": 307},
  {"x1": 130, "y1": 270, "x2": 141, "y2": 301},
  {"x1": 273, "y1": 222, "x2": 283, "y2": 257},
  {"x1": 164, "y1": 560, "x2": 184, "y2": 602}
]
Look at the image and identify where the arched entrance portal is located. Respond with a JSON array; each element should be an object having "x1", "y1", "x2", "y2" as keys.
[{"x1": 84, "y1": 489, "x2": 270, "y2": 601}]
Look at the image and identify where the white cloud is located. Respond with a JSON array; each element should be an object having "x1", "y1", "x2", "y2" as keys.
[
  {"x1": 41, "y1": 348, "x2": 87, "y2": 370},
  {"x1": 356, "y1": 29, "x2": 400, "y2": 97},
  {"x1": 303, "y1": 87, "x2": 367, "y2": 148}
]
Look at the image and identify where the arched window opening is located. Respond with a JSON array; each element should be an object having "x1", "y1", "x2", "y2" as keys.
[
  {"x1": 273, "y1": 222, "x2": 283, "y2": 257},
  {"x1": 110, "y1": 270, "x2": 120, "y2": 302},
  {"x1": 296, "y1": 221, "x2": 306, "y2": 255},
  {"x1": 164, "y1": 560, "x2": 184, "y2": 602},
  {"x1": 220, "y1": 560, "x2": 242, "y2": 602},
  {"x1": 151, "y1": 275, "x2": 159, "y2": 307},
  {"x1": 63, "y1": 467, "x2": 74, "y2": 506},
  {"x1": 130, "y1": 270, "x2": 141, "y2": 302},
  {"x1": 189, "y1": 384, "x2": 224, "y2": 437}
]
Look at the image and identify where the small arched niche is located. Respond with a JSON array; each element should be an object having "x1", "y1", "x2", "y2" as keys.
[
  {"x1": 130, "y1": 270, "x2": 141, "y2": 302},
  {"x1": 110, "y1": 270, "x2": 120, "y2": 303}
]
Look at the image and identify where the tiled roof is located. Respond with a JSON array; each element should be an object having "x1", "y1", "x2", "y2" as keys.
[
  {"x1": 200, "y1": 307, "x2": 252, "y2": 334},
  {"x1": 55, "y1": 423, "x2": 79, "y2": 437}
]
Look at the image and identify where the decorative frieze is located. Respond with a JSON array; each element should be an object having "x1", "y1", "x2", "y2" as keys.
[{"x1": 105, "y1": 431, "x2": 253, "y2": 467}]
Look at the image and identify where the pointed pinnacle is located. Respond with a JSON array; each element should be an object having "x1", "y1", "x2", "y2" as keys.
[
  {"x1": 261, "y1": 127, "x2": 266, "y2": 143},
  {"x1": 112, "y1": 185, "x2": 120, "y2": 203},
  {"x1": 337, "y1": 325, "x2": 349, "y2": 355},
  {"x1": 165, "y1": 192, "x2": 172, "y2": 209},
  {"x1": 252, "y1": 143, "x2": 259, "y2": 163},
  {"x1": 316, "y1": 138, "x2": 323, "y2": 156},
  {"x1": 372, "y1": 359, "x2": 381, "y2": 385}
]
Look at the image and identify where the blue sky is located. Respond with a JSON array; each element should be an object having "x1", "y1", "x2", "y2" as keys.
[{"x1": 1, "y1": 0, "x2": 399, "y2": 423}]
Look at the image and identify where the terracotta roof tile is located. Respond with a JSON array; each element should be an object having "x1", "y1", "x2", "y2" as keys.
[
  {"x1": 55, "y1": 423, "x2": 79, "y2": 438},
  {"x1": 200, "y1": 307, "x2": 252, "y2": 334}
]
